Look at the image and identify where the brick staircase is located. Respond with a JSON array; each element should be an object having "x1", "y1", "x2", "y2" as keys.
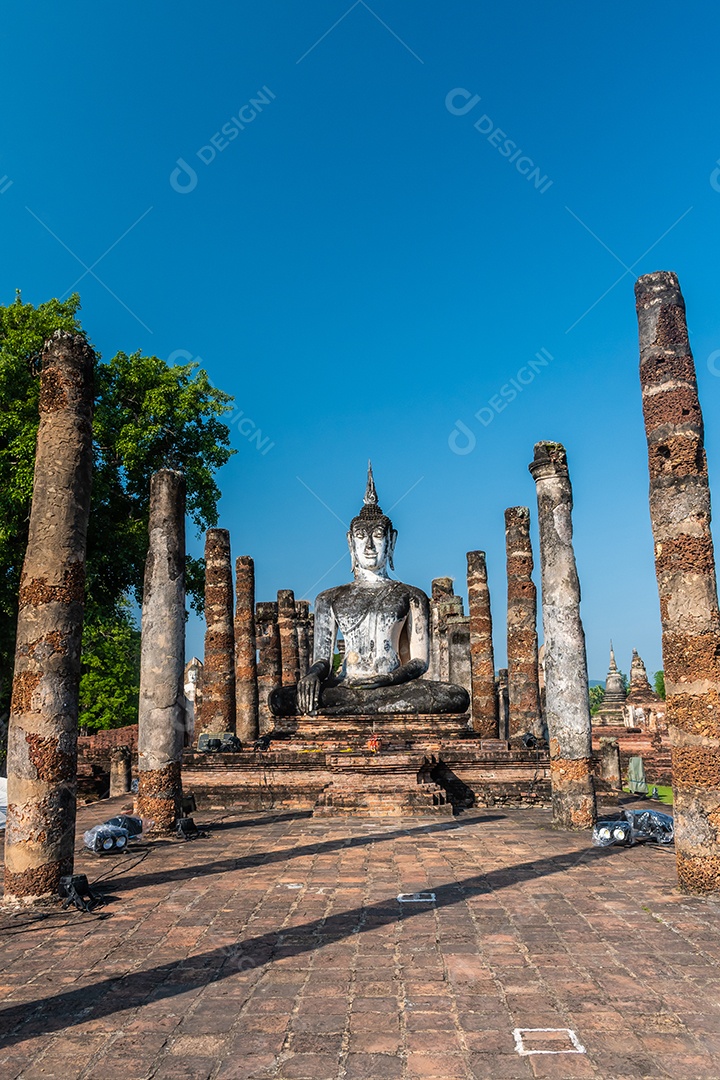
[{"x1": 312, "y1": 752, "x2": 453, "y2": 817}]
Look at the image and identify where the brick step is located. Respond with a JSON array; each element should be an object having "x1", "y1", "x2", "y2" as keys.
[{"x1": 313, "y1": 776, "x2": 452, "y2": 817}]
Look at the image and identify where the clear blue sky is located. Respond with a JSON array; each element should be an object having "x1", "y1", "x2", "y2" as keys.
[{"x1": 2, "y1": 2, "x2": 719, "y2": 680}]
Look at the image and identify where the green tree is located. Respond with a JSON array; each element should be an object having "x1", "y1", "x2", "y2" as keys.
[
  {"x1": 654, "y1": 670, "x2": 666, "y2": 699},
  {"x1": 0, "y1": 293, "x2": 235, "y2": 731},
  {"x1": 589, "y1": 684, "x2": 605, "y2": 715},
  {"x1": 78, "y1": 602, "x2": 142, "y2": 733}
]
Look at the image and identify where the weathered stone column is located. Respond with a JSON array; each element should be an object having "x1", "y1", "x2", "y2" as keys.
[
  {"x1": 429, "y1": 578, "x2": 452, "y2": 680},
  {"x1": 599, "y1": 737, "x2": 622, "y2": 792},
  {"x1": 235, "y1": 556, "x2": 258, "y2": 744},
  {"x1": 529, "y1": 442, "x2": 596, "y2": 829},
  {"x1": 636, "y1": 271, "x2": 720, "y2": 895},
  {"x1": 428, "y1": 579, "x2": 465, "y2": 683},
  {"x1": 447, "y1": 614, "x2": 471, "y2": 697},
  {"x1": 296, "y1": 600, "x2": 311, "y2": 677},
  {"x1": 3, "y1": 332, "x2": 94, "y2": 904},
  {"x1": 109, "y1": 746, "x2": 132, "y2": 797},
  {"x1": 467, "y1": 552, "x2": 499, "y2": 737},
  {"x1": 278, "y1": 589, "x2": 300, "y2": 688},
  {"x1": 136, "y1": 470, "x2": 186, "y2": 831},
  {"x1": 197, "y1": 529, "x2": 235, "y2": 739},
  {"x1": 504, "y1": 507, "x2": 542, "y2": 739},
  {"x1": 256, "y1": 602, "x2": 281, "y2": 732},
  {"x1": 496, "y1": 668, "x2": 510, "y2": 740}
]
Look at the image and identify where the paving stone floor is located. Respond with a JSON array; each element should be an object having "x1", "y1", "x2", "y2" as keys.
[{"x1": 2, "y1": 797, "x2": 720, "y2": 1080}]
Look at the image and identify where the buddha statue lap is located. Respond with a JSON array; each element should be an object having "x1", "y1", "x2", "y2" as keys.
[{"x1": 270, "y1": 466, "x2": 469, "y2": 718}]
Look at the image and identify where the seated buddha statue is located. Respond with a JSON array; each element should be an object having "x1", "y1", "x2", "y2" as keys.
[{"x1": 270, "y1": 466, "x2": 470, "y2": 717}]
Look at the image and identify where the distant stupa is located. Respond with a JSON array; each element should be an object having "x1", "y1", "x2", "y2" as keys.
[{"x1": 592, "y1": 642, "x2": 627, "y2": 727}]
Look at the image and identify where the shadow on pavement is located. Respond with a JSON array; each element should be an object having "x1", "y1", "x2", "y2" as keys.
[
  {"x1": 0, "y1": 840, "x2": 619, "y2": 1048},
  {"x1": 107, "y1": 814, "x2": 507, "y2": 894}
]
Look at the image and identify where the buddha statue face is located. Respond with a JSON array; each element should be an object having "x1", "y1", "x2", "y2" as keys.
[{"x1": 347, "y1": 517, "x2": 397, "y2": 575}]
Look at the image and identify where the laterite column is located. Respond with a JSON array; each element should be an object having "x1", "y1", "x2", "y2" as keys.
[
  {"x1": 505, "y1": 506, "x2": 542, "y2": 739},
  {"x1": 636, "y1": 270, "x2": 720, "y2": 894},
  {"x1": 197, "y1": 529, "x2": 235, "y2": 738},
  {"x1": 467, "y1": 551, "x2": 499, "y2": 737},
  {"x1": 3, "y1": 332, "x2": 94, "y2": 904},
  {"x1": 296, "y1": 600, "x2": 311, "y2": 677},
  {"x1": 529, "y1": 442, "x2": 596, "y2": 829},
  {"x1": 278, "y1": 589, "x2": 300, "y2": 687},
  {"x1": 136, "y1": 470, "x2": 186, "y2": 831},
  {"x1": 256, "y1": 602, "x2": 281, "y2": 732},
  {"x1": 235, "y1": 556, "x2": 259, "y2": 743}
]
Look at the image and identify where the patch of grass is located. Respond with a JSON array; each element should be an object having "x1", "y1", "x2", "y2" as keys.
[{"x1": 623, "y1": 784, "x2": 673, "y2": 806}]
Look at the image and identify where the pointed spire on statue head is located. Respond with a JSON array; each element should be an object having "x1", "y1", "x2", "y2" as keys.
[
  {"x1": 348, "y1": 460, "x2": 395, "y2": 540},
  {"x1": 364, "y1": 460, "x2": 379, "y2": 509},
  {"x1": 356, "y1": 460, "x2": 389, "y2": 524}
]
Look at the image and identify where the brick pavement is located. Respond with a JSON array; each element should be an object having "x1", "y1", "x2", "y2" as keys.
[{"x1": 2, "y1": 797, "x2": 720, "y2": 1079}]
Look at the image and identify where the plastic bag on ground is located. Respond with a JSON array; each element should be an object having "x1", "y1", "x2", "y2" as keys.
[
  {"x1": 624, "y1": 808, "x2": 674, "y2": 844},
  {"x1": 83, "y1": 824, "x2": 130, "y2": 854},
  {"x1": 104, "y1": 815, "x2": 144, "y2": 837},
  {"x1": 592, "y1": 808, "x2": 674, "y2": 848}
]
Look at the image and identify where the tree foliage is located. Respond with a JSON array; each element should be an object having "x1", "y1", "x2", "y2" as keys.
[
  {"x1": 589, "y1": 684, "x2": 605, "y2": 715},
  {"x1": 654, "y1": 670, "x2": 666, "y2": 699},
  {"x1": 0, "y1": 292, "x2": 235, "y2": 729},
  {"x1": 78, "y1": 603, "x2": 141, "y2": 733}
]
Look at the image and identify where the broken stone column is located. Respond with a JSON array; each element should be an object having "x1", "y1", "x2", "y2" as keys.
[
  {"x1": 428, "y1": 579, "x2": 465, "y2": 683},
  {"x1": 447, "y1": 614, "x2": 472, "y2": 697},
  {"x1": 277, "y1": 589, "x2": 300, "y2": 688},
  {"x1": 109, "y1": 746, "x2": 132, "y2": 797},
  {"x1": 429, "y1": 578, "x2": 452, "y2": 680},
  {"x1": 136, "y1": 470, "x2": 186, "y2": 831},
  {"x1": 197, "y1": 529, "x2": 235, "y2": 739},
  {"x1": 256, "y1": 602, "x2": 281, "y2": 732},
  {"x1": 496, "y1": 668, "x2": 510, "y2": 740},
  {"x1": 504, "y1": 506, "x2": 542, "y2": 739},
  {"x1": 467, "y1": 551, "x2": 499, "y2": 737},
  {"x1": 529, "y1": 442, "x2": 596, "y2": 829},
  {"x1": 636, "y1": 270, "x2": 720, "y2": 895},
  {"x1": 235, "y1": 556, "x2": 258, "y2": 744},
  {"x1": 599, "y1": 737, "x2": 622, "y2": 791},
  {"x1": 3, "y1": 332, "x2": 94, "y2": 904},
  {"x1": 296, "y1": 600, "x2": 311, "y2": 677}
]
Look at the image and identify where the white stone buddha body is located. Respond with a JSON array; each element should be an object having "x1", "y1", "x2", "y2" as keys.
[{"x1": 270, "y1": 467, "x2": 469, "y2": 718}]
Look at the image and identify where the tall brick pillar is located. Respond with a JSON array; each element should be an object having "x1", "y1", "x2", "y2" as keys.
[
  {"x1": 136, "y1": 470, "x2": 186, "y2": 831},
  {"x1": 256, "y1": 602, "x2": 281, "y2": 732},
  {"x1": 529, "y1": 442, "x2": 595, "y2": 829},
  {"x1": 296, "y1": 600, "x2": 311, "y2": 677},
  {"x1": 198, "y1": 529, "x2": 236, "y2": 739},
  {"x1": 3, "y1": 332, "x2": 94, "y2": 904},
  {"x1": 467, "y1": 551, "x2": 499, "y2": 737},
  {"x1": 278, "y1": 589, "x2": 300, "y2": 687},
  {"x1": 636, "y1": 270, "x2": 720, "y2": 895},
  {"x1": 235, "y1": 556, "x2": 259, "y2": 744},
  {"x1": 505, "y1": 506, "x2": 542, "y2": 739}
]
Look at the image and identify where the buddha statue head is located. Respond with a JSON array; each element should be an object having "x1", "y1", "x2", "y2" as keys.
[{"x1": 347, "y1": 463, "x2": 398, "y2": 576}]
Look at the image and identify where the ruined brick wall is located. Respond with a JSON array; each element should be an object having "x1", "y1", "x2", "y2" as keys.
[{"x1": 78, "y1": 724, "x2": 139, "y2": 764}]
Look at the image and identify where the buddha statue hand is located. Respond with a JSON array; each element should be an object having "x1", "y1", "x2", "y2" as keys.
[
  {"x1": 297, "y1": 660, "x2": 331, "y2": 715},
  {"x1": 345, "y1": 657, "x2": 426, "y2": 690}
]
